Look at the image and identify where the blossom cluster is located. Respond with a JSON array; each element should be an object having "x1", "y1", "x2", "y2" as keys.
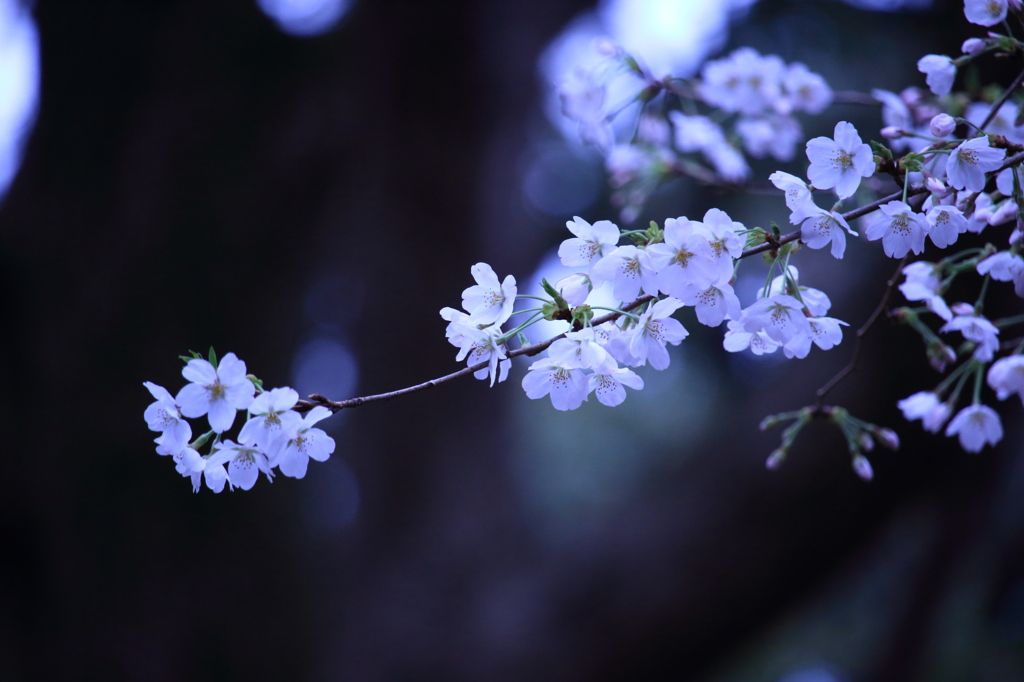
[
  {"x1": 146, "y1": 0, "x2": 1024, "y2": 489},
  {"x1": 559, "y1": 44, "x2": 832, "y2": 222},
  {"x1": 143, "y1": 352, "x2": 335, "y2": 493}
]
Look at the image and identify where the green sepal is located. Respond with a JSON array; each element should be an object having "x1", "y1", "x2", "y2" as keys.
[
  {"x1": 539, "y1": 278, "x2": 569, "y2": 321},
  {"x1": 208, "y1": 347, "x2": 218, "y2": 368},
  {"x1": 571, "y1": 304, "x2": 594, "y2": 327},
  {"x1": 645, "y1": 220, "x2": 664, "y2": 245},
  {"x1": 870, "y1": 140, "x2": 894, "y2": 161},
  {"x1": 744, "y1": 227, "x2": 767, "y2": 249},
  {"x1": 189, "y1": 430, "x2": 214, "y2": 451},
  {"x1": 898, "y1": 153, "x2": 925, "y2": 173},
  {"x1": 246, "y1": 374, "x2": 264, "y2": 391}
]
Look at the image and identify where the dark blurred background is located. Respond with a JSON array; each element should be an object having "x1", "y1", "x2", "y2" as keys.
[{"x1": 1, "y1": 0, "x2": 1023, "y2": 680}]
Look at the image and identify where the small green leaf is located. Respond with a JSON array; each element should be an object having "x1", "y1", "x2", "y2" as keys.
[
  {"x1": 208, "y1": 347, "x2": 218, "y2": 368},
  {"x1": 870, "y1": 140, "x2": 894, "y2": 161}
]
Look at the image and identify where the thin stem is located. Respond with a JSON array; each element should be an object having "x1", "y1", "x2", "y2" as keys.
[
  {"x1": 947, "y1": 361, "x2": 975, "y2": 408},
  {"x1": 814, "y1": 257, "x2": 908, "y2": 409},
  {"x1": 590, "y1": 306, "x2": 640, "y2": 321},
  {"x1": 974, "y1": 274, "x2": 991, "y2": 315},
  {"x1": 516, "y1": 295, "x2": 551, "y2": 302},
  {"x1": 995, "y1": 312, "x2": 1024, "y2": 328},
  {"x1": 972, "y1": 363, "x2": 985, "y2": 405},
  {"x1": 935, "y1": 359, "x2": 973, "y2": 397}
]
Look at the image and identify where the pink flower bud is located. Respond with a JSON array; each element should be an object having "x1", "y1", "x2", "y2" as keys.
[
  {"x1": 881, "y1": 126, "x2": 902, "y2": 140},
  {"x1": 852, "y1": 455, "x2": 874, "y2": 482},
  {"x1": 962, "y1": 38, "x2": 986, "y2": 56},
  {"x1": 877, "y1": 428, "x2": 900, "y2": 450},
  {"x1": 765, "y1": 450, "x2": 786, "y2": 470},
  {"x1": 930, "y1": 113, "x2": 956, "y2": 138}
]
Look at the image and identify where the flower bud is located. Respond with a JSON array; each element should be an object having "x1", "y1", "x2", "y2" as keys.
[
  {"x1": 881, "y1": 126, "x2": 903, "y2": 140},
  {"x1": 852, "y1": 455, "x2": 874, "y2": 482},
  {"x1": 765, "y1": 449, "x2": 786, "y2": 470},
  {"x1": 929, "y1": 113, "x2": 956, "y2": 138},
  {"x1": 858, "y1": 432, "x2": 875, "y2": 452},
  {"x1": 926, "y1": 175, "x2": 947, "y2": 195},
  {"x1": 962, "y1": 38, "x2": 985, "y2": 56},
  {"x1": 555, "y1": 273, "x2": 592, "y2": 308},
  {"x1": 876, "y1": 428, "x2": 900, "y2": 451}
]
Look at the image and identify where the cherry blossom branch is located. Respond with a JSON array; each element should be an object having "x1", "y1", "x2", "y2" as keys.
[
  {"x1": 296, "y1": 184, "x2": 940, "y2": 415},
  {"x1": 979, "y1": 64, "x2": 1024, "y2": 131},
  {"x1": 740, "y1": 184, "x2": 928, "y2": 259},
  {"x1": 296, "y1": 296, "x2": 659, "y2": 413},
  {"x1": 812, "y1": 257, "x2": 909, "y2": 411}
]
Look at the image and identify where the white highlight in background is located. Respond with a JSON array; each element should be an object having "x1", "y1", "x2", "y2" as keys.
[
  {"x1": 0, "y1": 0, "x2": 39, "y2": 202},
  {"x1": 256, "y1": 0, "x2": 354, "y2": 37}
]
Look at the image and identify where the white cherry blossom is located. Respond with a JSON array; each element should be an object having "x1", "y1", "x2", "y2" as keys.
[
  {"x1": 272, "y1": 406, "x2": 336, "y2": 479},
  {"x1": 211, "y1": 440, "x2": 273, "y2": 491},
  {"x1": 964, "y1": 0, "x2": 1008, "y2": 26},
  {"x1": 723, "y1": 320, "x2": 780, "y2": 355},
  {"x1": 176, "y1": 353, "x2": 256, "y2": 434},
  {"x1": 647, "y1": 218, "x2": 715, "y2": 297},
  {"x1": 694, "y1": 208, "x2": 744, "y2": 282},
  {"x1": 925, "y1": 205, "x2": 968, "y2": 248},
  {"x1": 741, "y1": 294, "x2": 812, "y2": 345},
  {"x1": 946, "y1": 136, "x2": 1005, "y2": 192},
  {"x1": 558, "y1": 217, "x2": 620, "y2": 276},
  {"x1": 462, "y1": 263, "x2": 516, "y2": 326},
  {"x1": 770, "y1": 171, "x2": 819, "y2": 224},
  {"x1": 143, "y1": 382, "x2": 191, "y2": 455},
  {"x1": 898, "y1": 391, "x2": 951, "y2": 433},
  {"x1": 521, "y1": 359, "x2": 589, "y2": 411},
  {"x1": 736, "y1": 114, "x2": 802, "y2": 161},
  {"x1": 946, "y1": 404, "x2": 1003, "y2": 452},
  {"x1": 629, "y1": 298, "x2": 688, "y2": 370},
  {"x1": 917, "y1": 55, "x2": 956, "y2": 96},
  {"x1": 238, "y1": 387, "x2": 302, "y2": 451},
  {"x1": 559, "y1": 68, "x2": 614, "y2": 150},
  {"x1": 451, "y1": 323, "x2": 510, "y2": 386},
  {"x1": 592, "y1": 245, "x2": 660, "y2": 302},
  {"x1": 587, "y1": 359, "x2": 644, "y2": 407},
  {"x1": 548, "y1": 328, "x2": 610, "y2": 370},
  {"x1": 805, "y1": 121, "x2": 875, "y2": 199},
  {"x1": 900, "y1": 261, "x2": 952, "y2": 321},
  {"x1": 799, "y1": 208, "x2": 856, "y2": 259},
  {"x1": 977, "y1": 251, "x2": 1024, "y2": 282},
  {"x1": 680, "y1": 282, "x2": 741, "y2": 327},
  {"x1": 988, "y1": 355, "x2": 1024, "y2": 405},
  {"x1": 864, "y1": 200, "x2": 928, "y2": 258},
  {"x1": 781, "y1": 62, "x2": 832, "y2": 114},
  {"x1": 940, "y1": 310, "x2": 1000, "y2": 361}
]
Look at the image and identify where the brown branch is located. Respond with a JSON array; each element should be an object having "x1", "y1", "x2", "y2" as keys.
[
  {"x1": 980, "y1": 65, "x2": 1024, "y2": 131},
  {"x1": 812, "y1": 257, "x2": 908, "y2": 410}
]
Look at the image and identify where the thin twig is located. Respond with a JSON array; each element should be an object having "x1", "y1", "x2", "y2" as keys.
[
  {"x1": 980, "y1": 65, "x2": 1024, "y2": 131},
  {"x1": 813, "y1": 257, "x2": 908, "y2": 410}
]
